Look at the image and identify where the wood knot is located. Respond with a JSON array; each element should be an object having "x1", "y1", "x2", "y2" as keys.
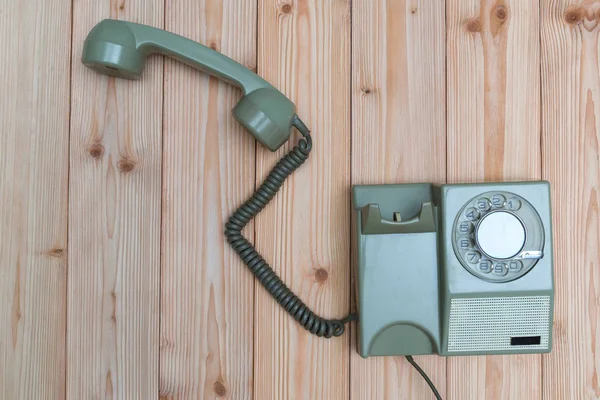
[
  {"x1": 48, "y1": 248, "x2": 65, "y2": 258},
  {"x1": 117, "y1": 159, "x2": 135, "y2": 172},
  {"x1": 411, "y1": 7, "x2": 417, "y2": 14},
  {"x1": 213, "y1": 381, "x2": 228, "y2": 397},
  {"x1": 208, "y1": 42, "x2": 219, "y2": 51},
  {"x1": 119, "y1": 2, "x2": 125, "y2": 10},
  {"x1": 564, "y1": 7, "x2": 583, "y2": 25},
  {"x1": 88, "y1": 143, "x2": 104, "y2": 159},
  {"x1": 280, "y1": 3, "x2": 292, "y2": 14},
  {"x1": 160, "y1": 337, "x2": 174, "y2": 350},
  {"x1": 361, "y1": 87, "x2": 372, "y2": 95},
  {"x1": 315, "y1": 268, "x2": 328, "y2": 283},
  {"x1": 465, "y1": 18, "x2": 482, "y2": 33},
  {"x1": 493, "y1": 4, "x2": 508, "y2": 22}
]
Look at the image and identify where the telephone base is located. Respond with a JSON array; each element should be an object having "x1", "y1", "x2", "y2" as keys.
[{"x1": 352, "y1": 181, "x2": 554, "y2": 358}]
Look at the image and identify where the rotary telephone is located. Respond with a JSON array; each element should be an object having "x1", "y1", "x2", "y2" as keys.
[
  {"x1": 353, "y1": 182, "x2": 553, "y2": 359},
  {"x1": 82, "y1": 20, "x2": 554, "y2": 399}
]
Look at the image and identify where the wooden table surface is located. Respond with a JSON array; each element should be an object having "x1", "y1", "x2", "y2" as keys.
[{"x1": 1, "y1": 0, "x2": 598, "y2": 399}]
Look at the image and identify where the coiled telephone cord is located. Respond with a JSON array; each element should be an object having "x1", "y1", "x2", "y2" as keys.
[
  {"x1": 224, "y1": 115, "x2": 355, "y2": 338},
  {"x1": 224, "y1": 115, "x2": 441, "y2": 399}
]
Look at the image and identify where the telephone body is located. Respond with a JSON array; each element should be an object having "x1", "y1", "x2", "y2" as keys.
[{"x1": 353, "y1": 181, "x2": 554, "y2": 358}]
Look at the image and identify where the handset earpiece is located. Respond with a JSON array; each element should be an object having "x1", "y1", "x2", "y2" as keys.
[{"x1": 82, "y1": 19, "x2": 295, "y2": 151}]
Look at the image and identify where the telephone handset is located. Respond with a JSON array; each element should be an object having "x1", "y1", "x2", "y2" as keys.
[
  {"x1": 82, "y1": 19, "x2": 355, "y2": 338},
  {"x1": 83, "y1": 19, "x2": 297, "y2": 151}
]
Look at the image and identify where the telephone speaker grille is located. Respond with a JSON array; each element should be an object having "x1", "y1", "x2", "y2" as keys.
[{"x1": 448, "y1": 296, "x2": 551, "y2": 352}]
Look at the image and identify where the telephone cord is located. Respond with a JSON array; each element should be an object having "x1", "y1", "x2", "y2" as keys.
[{"x1": 224, "y1": 115, "x2": 355, "y2": 338}]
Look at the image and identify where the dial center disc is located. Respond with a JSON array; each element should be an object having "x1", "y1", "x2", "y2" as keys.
[{"x1": 475, "y1": 211, "x2": 525, "y2": 259}]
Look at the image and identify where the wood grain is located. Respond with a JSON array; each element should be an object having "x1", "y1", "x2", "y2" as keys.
[
  {"x1": 541, "y1": 1, "x2": 600, "y2": 399},
  {"x1": 350, "y1": 1, "x2": 447, "y2": 399},
  {"x1": 447, "y1": 1, "x2": 542, "y2": 399},
  {"x1": 2, "y1": 2, "x2": 599, "y2": 399},
  {"x1": 253, "y1": 0, "x2": 351, "y2": 399},
  {"x1": 159, "y1": 0, "x2": 256, "y2": 398},
  {"x1": 67, "y1": 2, "x2": 163, "y2": 398},
  {"x1": 0, "y1": 0, "x2": 71, "y2": 398}
]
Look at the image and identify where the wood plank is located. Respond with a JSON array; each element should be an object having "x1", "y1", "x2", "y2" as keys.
[
  {"x1": 159, "y1": 1, "x2": 256, "y2": 398},
  {"x1": 350, "y1": 1, "x2": 447, "y2": 399},
  {"x1": 67, "y1": 2, "x2": 163, "y2": 398},
  {"x1": 541, "y1": 1, "x2": 600, "y2": 399},
  {"x1": 0, "y1": 0, "x2": 71, "y2": 398},
  {"x1": 446, "y1": 1, "x2": 541, "y2": 399},
  {"x1": 253, "y1": 0, "x2": 351, "y2": 398}
]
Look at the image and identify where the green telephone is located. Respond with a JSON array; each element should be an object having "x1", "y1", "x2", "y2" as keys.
[
  {"x1": 353, "y1": 182, "x2": 554, "y2": 358},
  {"x1": 82, "y1": 20, "x2": 554, "y2": 399}
]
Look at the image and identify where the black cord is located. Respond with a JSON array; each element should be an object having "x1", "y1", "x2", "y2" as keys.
[
  {"x1": 225, "y1": 115, "x2": 357, "y2": 338},
  {"x1": 224, "y1": 115, "x2": 442, "y2": 399},
  {"x1": 406, "y1": 356, "x2": 443, "y2": 400}
]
